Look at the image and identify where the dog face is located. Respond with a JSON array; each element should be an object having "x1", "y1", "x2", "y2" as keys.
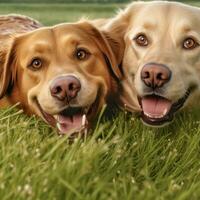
[
  {"x1": 0, "y1": 22, "x2": 121, "y2": 135},
  {"x1": 107, "y1": 1, "x2": 200, "y2": 126}
]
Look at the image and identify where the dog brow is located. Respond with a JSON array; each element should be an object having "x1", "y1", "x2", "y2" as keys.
[
  {"x1": 143, "y1": 22, "x2": 157, "y2": 30},
  {"x1": 181, "y1": 26, "x2": 192, "y2": 33},
  {"x1": 31, "y1": 42, "x2": 52, "y2": 54}
]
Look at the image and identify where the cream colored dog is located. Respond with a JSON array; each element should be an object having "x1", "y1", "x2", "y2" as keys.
[{"x1": 101, "y1": 1, "x2": 200, "y2": 126}]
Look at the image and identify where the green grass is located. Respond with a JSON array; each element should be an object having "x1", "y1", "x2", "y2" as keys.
[
  {"x1": 0, "y1": 2, "x2": 200, "y2": 200},
  {"x1": 0, "y1": 3, "x2": 124, "y2": 25}
]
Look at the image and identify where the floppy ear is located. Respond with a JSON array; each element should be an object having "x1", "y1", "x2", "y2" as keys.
[
  {"x1": 87, "y1": 17, "x2": 127, "y2": 79},
  {"x1": 101, "y1": 30, "x2": 125, "y2": 71},
  {"x1": 119, "y1": 79, "x2": 141, "y2": 112},
  {"x1": 102, "y1": 3, "x2": 144, "y2": 112},
  {"x1": 77, "y1": 21, "x2": 123, "y2": 81},
  {"x1": 0, "y1": 39, "x2": 18, "y2": 99},
  {"x1": 101, "y1": 18, "x2": 127, "y2": 68},
  {"x1": 99, "y1": 2, "x2": 142, "y2": 75}
]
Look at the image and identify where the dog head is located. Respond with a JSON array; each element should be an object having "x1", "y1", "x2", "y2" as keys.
[
  {"x1": 0, "y1": 21, "x2": 121, "y2": 135},
  {"x1": 107, "y1": 1, "x2": 200, "y2": 126}
]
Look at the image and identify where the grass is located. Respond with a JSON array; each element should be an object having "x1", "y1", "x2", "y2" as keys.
[
  {"x1": 0, "y1": 2, "x2": 200, "y2": 200},
  {"x1": 0, "y1": 3, "x2": 123, "y2": 25}
]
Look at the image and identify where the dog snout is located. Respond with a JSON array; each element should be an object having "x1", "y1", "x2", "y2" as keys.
[
  {"x1": 141, "y1": 63, "x2": 171, "y2": 89},
  {"x1": 50, "y1": 75, "x2": 81, "y2": 101}
]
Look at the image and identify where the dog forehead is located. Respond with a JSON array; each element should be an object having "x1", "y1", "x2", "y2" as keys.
[
  {"x1": 19, "y1": 26, "x2": 87, "y2": 54},
  {"x1": 51, "y1": 23, "x2": 102, "y2": 51},
  {"x1": 52, "y1": 24, "x2": 99, "y2": 48},
  {"x1": 25, "y1": 27, "x2": 54, "y2": 40},
  {"x1": 52, "y1": 23, "x2": 86, "y2": 38},
  {"x1": 18, "y1": 28, "x2": 54, "y2": 50},
  {"x1": 127, "y1": 2, "x2": 200, "y2": 35}
]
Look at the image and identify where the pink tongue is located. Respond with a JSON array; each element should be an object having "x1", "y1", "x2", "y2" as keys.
[
  {"x1": 141, "y1": 96, "x2": 172, "y2": 118},
  {"x1": 57, "y1": 114, "x2": 86, "y2": 135}
]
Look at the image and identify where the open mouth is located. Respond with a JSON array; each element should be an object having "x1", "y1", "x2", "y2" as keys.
[
  {"x1": 36, "y1": 99, "x2": 98, "y2": 136},
  {"x1": 138, "y1": 89, "x2": 191, "y2": 126}
]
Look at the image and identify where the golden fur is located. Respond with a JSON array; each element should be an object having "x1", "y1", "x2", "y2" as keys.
[{"x1": 0, "y1": 16, "x2": 121, "y2": 135}]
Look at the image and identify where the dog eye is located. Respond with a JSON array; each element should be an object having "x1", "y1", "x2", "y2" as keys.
[
  {"x1": 134, "y1": 34, "x2": 149, "y2": 47},
  {"x1": 29, "y1": 58, "x2": 42, "y2": 70},
  {"x1": 76, "y1": 48, "x2": 89, "y2": 60},
  {"x1": 183, "y1": 38, "x2": 199, "y2": 50}
]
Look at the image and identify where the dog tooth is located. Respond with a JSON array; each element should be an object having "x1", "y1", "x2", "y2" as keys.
[
  {"x1": 56, "y1": 122, "x2": 61, "y2": 130},
  {"x1": 82, "y1": 114, "x2": 86, "y2": 126},
  {"x1": 163, "y1": 108, "x2": 168, "y2": 115},
  {"x1": 144, "y1": 112, "x2": 152, "y2": 118},
  {"x1": 144, "y1": 112, "x2": 163, "y2": 119},
  {"x1": 54, "y1": 115, "x2": 59, "y2": 121},
  {"x1": 84, "y1": 107, "x2": 89, "y2": 114},
  {"x1": 84, "y1": 128, "x2": 88, "y2": 136}
]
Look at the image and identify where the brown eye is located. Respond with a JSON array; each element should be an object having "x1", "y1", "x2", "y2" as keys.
[
  {"x1": 134, "y1": 34, "x2": 149, "y2": 47},
  {"x1": 29, "y1": 58, "x2": 42, "y2": 70},
  {"x1": 76, "y1": 49, "x2": 89, "y2": 60},
  {"x1": 183, "y1": 38, "x2": 199, "y2": 50}
]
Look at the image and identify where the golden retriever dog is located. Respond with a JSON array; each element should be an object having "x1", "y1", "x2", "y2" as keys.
[
  {"x1": 0, "y1": 16, "x2": 121, "y2": 135},
  {"x1": 100, "y1": 1, "x2": 200, "y2": 126}
]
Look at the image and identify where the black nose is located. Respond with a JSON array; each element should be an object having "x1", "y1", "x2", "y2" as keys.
[
  {"x1": 141, "y1": 63, "x2": 171, "y2": 89},
  {"x1": 50, "y1": 75, "x2": 81, "y2": 101}
]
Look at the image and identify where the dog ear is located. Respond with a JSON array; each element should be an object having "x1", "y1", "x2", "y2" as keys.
[
  {"x1": 77, "y1": 21, "x2": 123, "y2": 81},
  {"x1": 100, "y1": 3, "x2": 142, "y2": 112},
  {"x1": 101, "y1": 30, "x2": 125, "y2": 70},
  {"x1": 101, "y1": 18, "x2": 127, "y2": 67},
  {"x1": 0, "y1": 39, "x2": 18, "y2": 99},
  {"x1": 119, "y1": 79, "x2": 141, "y2": 112},
  {"x1": 99, "y1": 2, "x2": 142, "y2": 74}
]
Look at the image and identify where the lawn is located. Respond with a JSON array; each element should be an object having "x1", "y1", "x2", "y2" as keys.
[
  {"x1": 0, "y1": 2, "x2": 200, "y2": 200},
  {"x1": 0, "y1": 3, "x2": 123, "y2": 25}
]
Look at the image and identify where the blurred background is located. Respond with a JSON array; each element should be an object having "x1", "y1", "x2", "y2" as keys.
[
  {"x1": 0, "y1": 0, "x2": 198, "y2": 25},
  {"x1": 0, "y1": 0, "x2": 199, "y2": 3}
]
